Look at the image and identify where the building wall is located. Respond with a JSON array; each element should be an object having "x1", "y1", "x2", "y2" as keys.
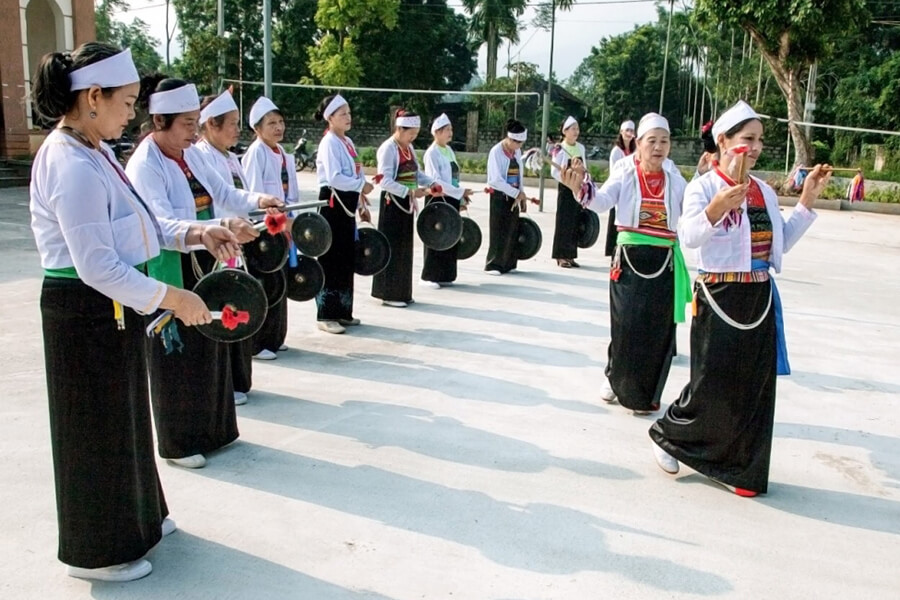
[{"x1": 1, "y1": 0, "x2": 94, "y2": 158}]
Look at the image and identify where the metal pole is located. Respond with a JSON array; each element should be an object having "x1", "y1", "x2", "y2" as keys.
[
  {"x1": 217, "y1": 0, "x2": 225, "y2": 89},
  {"x1": 538, "y1": 2, "x2": 556, "y2": 211},
  {"x1": 659, "y1": 0, "x2": 674, "y2": 113},
  {"x1": 263, "y1": 0, "x2": 272, "y2": 99}
]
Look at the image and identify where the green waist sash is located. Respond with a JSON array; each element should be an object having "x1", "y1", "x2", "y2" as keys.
[
  {"x1": 616, "y1": 231, "x2": 692, "y2": 324},
  {"x1": 45, "y1": 263, "x2": 148, "y2": 280},
  {"x1": 146, "y1": 207, "x2": 213, "y2": 289}
]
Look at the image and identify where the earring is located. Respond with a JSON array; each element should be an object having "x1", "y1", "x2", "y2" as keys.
[{"x1": 89, "y1": 111, "x2": 97, "y2": 119}]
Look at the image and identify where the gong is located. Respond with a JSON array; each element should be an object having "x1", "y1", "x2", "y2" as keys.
[
  {"x1": 243, "y1": 230, "x2": 288, "y2": 274},
  {"x1": 416, "y1": 201, "x2": 462, "y2": 251},
  {"x1": 285, "y1": 255, "x2": 325, "y2": 302},
  {"x1": 256, "y1": 268, "x2": 287, "y2": 307},
  {"x1": 516, "y1": 217, "x2": 543, "y2": 260},
  {"x1": 291, "y1": 212, "x2": 333, "y2": 258},
  {"x1": 193, "y1": 268, "x2": 268, "y2": 342},
  {"x1": 457, "y1": 216, "x2": 482, "y2": 260},
  {"x1": 576, "y1": 209, "x2": 601, "y2": 249},
  {"x1": 355, "y1": 225, "x2": 391, "y2": 276}
]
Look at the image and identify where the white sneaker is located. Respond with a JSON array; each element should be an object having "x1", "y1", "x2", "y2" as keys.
[
  {"x1": 652, "y1": 441, "x2": 680, "y2": 474},
  {"x1": 599, "y1": 380, "x2": 617, "y2": 403},
  {"x1": 66, "y1": 559, "x2": 152, "y2": 582},
  {"x1": 419, "y1": 280, "x2": 440, "y2": 289},
  {"x1": 234, "y1": 391, "x2": 248, "y2": 406},
  {"x1": 382, "y1": 300, "x2": 408, "y2": 308},
  {"x1": 278, "y1": 344, "x2": 288, "y2": 351},
  {"x1": 485, "y1": 270, "x2": 502, "y2": 276},
  {"x1": 253, "y1": 349, "x2": 277, "y2": 361},
  {"x1": 167, "y1": 454, "x2": 206, "y2": 469},
  {"x1": 317, "y1": 320, "x2": 346, "y2": 334},
  {"x1": 161, "y1": 517, "x2": 177, "y2": 537}
]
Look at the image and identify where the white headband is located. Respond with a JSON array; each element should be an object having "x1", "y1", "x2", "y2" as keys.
[
  {"x1": 563, "y1": 116, "x2": 578, "y2": 131},
  {"x1": 69, "y1": 48, "x2": 139, "y2": 91},
  {"x1": 396, "y1": 115, "x2": 421, "y2": 129},
  {"x1": 620, "y1": 120, "x2": 635, "y2": 132},
  {"x1": 323, "y1": 94, "x2": 347, "y2": 118},
  {"x1": 637, "y1": 113, "x2": 669, "y2": 139},
  {"x1": 507, "y1": 130, "x2": 527, "y2": 142},
  {"x1": 199, "y1": 90, "x2": 238, "y2": 126},
  {"x1": 249, "y1": 96, "x2": 279, "y2": 128},
  {"x1": 712, "y1": 100, "x2": 761, "y2": 139},
  {"x1": 149, "y1": 83, "x2": 200, "y2": 115},
  {"x1": 431, "y1": 113, "x2": 451, "y2": 134}
]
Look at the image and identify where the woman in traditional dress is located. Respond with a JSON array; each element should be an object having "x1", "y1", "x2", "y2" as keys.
[
  {"x1": 195, "y1": 89, "x2": 253, "y2": 404},
  {"x1": 313, "y1": 94, "x2": 374, "y2": 333},
  {"x1": 566, "y1": 113, "x2": 691, "y2": 415},
  {"x1": 372, "y1": 108, "x2": 436, "y2": 307},
  {"x1": 550, "y1": 115, "x2": 587, "y2": 268},
  {"x1": 127, "y1": 77, "x2": 280, "y2": 469},
  {"x1": 604, "y1": 120, "x2": 636, "y2": 256},
  {"x1": 485, "y1": 119, "x2": 528, "y2": 275},
  {"x1": 421, "y1": 113, "x2": 473, "y2": 287},
  {"x1": 241, "y1": 96, "x2": 300, "y2": 359},
  {"x1": 30, "y1": 44, "x2": 241, "y2": 581},
  {"x1": 648, "y1": 101, "x2": 831, "y2": 497}
]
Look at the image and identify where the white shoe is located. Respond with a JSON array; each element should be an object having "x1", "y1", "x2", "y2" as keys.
[
  {"x1": 234, "y1": 391, "x2": 248, "y2": 406},
  {"x1": 317, "y1": 320, "x2": 346, "y2": 334},
  {"x1": 652, "y1": 441, "x2": 680, "y2": 474},
  {"x1": 277, "y1": 344, "x2": 288, "y2": 351},
  {"x1": 485, "y1": 270, "x2": 502, "y2": 276},
  {"x1": 161, "y1": 517, "x2": 177, "y2": 537},
  {"x1": 253, "y1": 349, "x2": 277, "y2": 361},
  {"x1": 167, "y1": 454, "x2": 206, "y2": 469},
  {"x1": 419, "y1": 280, "x2": 440, "y2": 289},
  {"x1": 599, "y1": 380, "x2": 617, "y2": 403},
  {"x1": 66, "y1": 559, "x2": 152, "y2": 582},
  {"x1": 382, "y1": 300, "x2": 408, "y2": 308}
]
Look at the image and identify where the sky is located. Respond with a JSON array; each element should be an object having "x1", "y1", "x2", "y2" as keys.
[{"x1": 118, "y1": 0, "x2": 664, "y2": 84}]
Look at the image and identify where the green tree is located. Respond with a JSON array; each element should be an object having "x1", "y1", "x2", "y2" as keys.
[
  {"x1": 95, "y1": 0, "x2": 162, "y2": 74},
  {"x1": 307, "y1": 0, "x2": 400, "y2": 86},
  {"x1": 568, "y1": 22, "x2": 682, "y2": 133},
  {"x1": 694, "y1": 0, "x2": 869, "y2": 167},
  {"x1": 352, "y1": 0, "x2": 477, "y2": 122},
  {"x1": 463, "y1": 0, "x2": 526, "y2": 83}
]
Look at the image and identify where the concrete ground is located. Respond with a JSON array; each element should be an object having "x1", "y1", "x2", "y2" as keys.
[{"x1": 1, "y1": 171, "x2": 898, "y2": 599}]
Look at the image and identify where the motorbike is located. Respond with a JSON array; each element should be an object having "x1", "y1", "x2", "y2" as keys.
[
  {"x1": 107, "y1": 135, "x2": 135, "y2": 166},
  {"x1": 294, "y1": 130, "x2": 317, "y2": 171}
]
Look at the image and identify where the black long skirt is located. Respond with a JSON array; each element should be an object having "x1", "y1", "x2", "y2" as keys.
[
  {"x1": 231, "y1": 338, "x2": 253, "y2": 393},
  {"x1": 603, "y1": 208, "x2": 617, "y2": 256},
  {"x1": 372, "y1": 191, "x2": 414, "y2": 303},
  {"x1": 650, "y1": 280, "x2": 777, "y2": 493},
  {"x1": 146, "y1": 252, "x2": 238, "y2": 458},
  {"x1": 421, "y1": 195, "x2": 460, "y2": 283},
  {"x1": 552, "y1": 182, "x2": 580, "y2": 260},
  {"x1": 316, "y1": 186, "x2": 358, "y2": 321},
  {"x1": 251, "y1": 272, "x2": 287, "y2": 354},
  {"x1": 485, "y1": 191, "x2": 519, "y2": 273},
  {"x1": 41, "y1": 277, "x2": 168, "y2": 568},
  {"x1": 607, "y1": 244, "x2": 675, "y2": 411}
]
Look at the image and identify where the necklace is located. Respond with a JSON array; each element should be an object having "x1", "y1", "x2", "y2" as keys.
[
  {"x1": 59, "y1": 125, "x2": 98, "y2": 150},
  {"x1": 638, "y1": 163, "x2": 665, "y2": 199},
  {"x1": 398, "y1": 143, "x2": 413, "y2": 162}
]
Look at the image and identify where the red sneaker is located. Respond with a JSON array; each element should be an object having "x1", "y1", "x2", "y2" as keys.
[{"x1": 734, "y1": 488, "x2": 758, "y2": 498}]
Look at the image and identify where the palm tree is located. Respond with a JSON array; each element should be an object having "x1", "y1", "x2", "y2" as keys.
[{"x1": 463, "y1": 0, "x2": 527, "y2": 83}]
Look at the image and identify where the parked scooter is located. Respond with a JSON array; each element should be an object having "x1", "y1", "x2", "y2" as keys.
[{"x1": 294, "y1": 130, "x2": 317, "y2": 171}]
